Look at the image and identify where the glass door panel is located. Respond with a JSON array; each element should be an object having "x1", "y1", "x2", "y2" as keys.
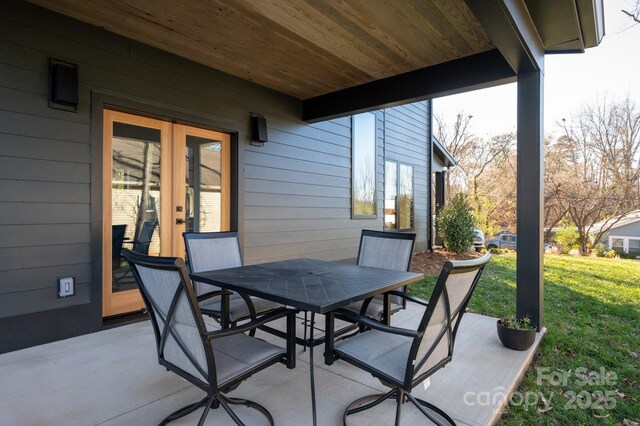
[
  {"x1": 186, "y1": 136, "x2": 222, "y2": 233},
  {"x1": 103, "y1": 112, "x2": 231, "y2": 317},
  {"x1": 173, "y1": 124, "x2": 231, "y2": 257},
  {"x1": 103, "y1": 110, "x2": 171, "y2": 317}
]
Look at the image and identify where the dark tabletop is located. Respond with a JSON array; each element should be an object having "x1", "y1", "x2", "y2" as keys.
[{"x1": 190, "y1": 258, "x2": 424, "y2": 314}]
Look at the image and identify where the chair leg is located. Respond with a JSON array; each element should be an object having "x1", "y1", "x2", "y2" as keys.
[
  {"x1": 343, "y1": 389, "x2": 396, "y2": 425},
  {"x1": 197, "y1": 396, "x2": 216, "y2": 426},
  {"x1": 219, "y1": 393, "x2": 275, "y2": 426},
  {"x1": 159, "y1": 396, "x2": 209, "y2": 425},
  {"x1": 406, "y1": 393, "x2": 456, "y2": 426},
  {"x1": 395, "y1": 389, "x2": 404, "y2": 426},
  {"x1": 159, "y1": 393, "x2": 275, "y2": 426},
  {"x1": 343, "y1": 389, "x2": 456, "y2": 426}
]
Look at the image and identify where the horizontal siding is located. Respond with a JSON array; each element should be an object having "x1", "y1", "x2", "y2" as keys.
[
  {"x1": 243, "y1": 111, "x2": 384, "y2": 264},
  {"x1": 384, "y1": 102, "x2": 431, "y2": 251},
  {"x1": 0, "y1": 0, "x2": 432, "y2": 334}
]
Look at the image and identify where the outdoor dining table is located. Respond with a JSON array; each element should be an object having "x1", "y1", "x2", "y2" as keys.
[{"x1": 190, "y1": 257, "x2": 424, "y2": 426}]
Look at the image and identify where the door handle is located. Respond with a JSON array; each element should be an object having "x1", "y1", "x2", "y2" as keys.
[{"x1": 176, "y1": 218, "x2": 186, "y2": 225}]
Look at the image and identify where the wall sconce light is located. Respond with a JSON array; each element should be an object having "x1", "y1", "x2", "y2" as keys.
[
  {"x1": 250, "y1": 113, "x2": 268, "y2": 146},
  {"x1": 49, "y1": 58, "x2": 78, "y2": 112}
]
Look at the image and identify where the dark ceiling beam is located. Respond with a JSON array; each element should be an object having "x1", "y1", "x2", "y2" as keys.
[
  {"x1": 465, "y1": 0, "x2": 544, "y2": 73},
  {"x1": 303, "y1": 49, "x2": 515, "y2": 123}
]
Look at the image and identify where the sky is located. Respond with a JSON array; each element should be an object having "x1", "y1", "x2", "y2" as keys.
[{"x1": 433, "y1": 0, "x2": 640, "y2": 139}]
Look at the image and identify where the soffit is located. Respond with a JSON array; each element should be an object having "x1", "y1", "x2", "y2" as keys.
[{"x1": 27, "y1": 0, "x2": 494, "y2": 99}]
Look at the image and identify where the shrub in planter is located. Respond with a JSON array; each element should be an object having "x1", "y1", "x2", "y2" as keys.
[
  {"x1": 497, "y1": 315, "x2": 536, "y2": 351},
  {"x1": 437, "y1": 194, "x2": 475, "y2": 254}
]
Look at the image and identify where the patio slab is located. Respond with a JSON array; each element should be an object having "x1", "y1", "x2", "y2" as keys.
[{"x1": 0, "y1": 306, "x2": 543, "y2": 425}]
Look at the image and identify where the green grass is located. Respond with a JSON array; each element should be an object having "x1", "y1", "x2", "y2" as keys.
[{"x1": 410, "y1": 253, "x2": 640, "y2": 425}]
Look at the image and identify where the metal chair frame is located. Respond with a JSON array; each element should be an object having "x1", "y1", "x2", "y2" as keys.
[
  {"x1": 326, "y1": 253, "x2": 492, "y2": 426},
  {"x1": 123, "y1": 249, "x2": 296, "y2": 426}
]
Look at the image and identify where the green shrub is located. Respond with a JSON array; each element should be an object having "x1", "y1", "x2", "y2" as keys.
[
  {"x1": 594, "y1": 242, "x2": 606, "y2": 257},
  {"x1": 555, "y1": 227, "x2": 579, "y2": 247},
  {"x1": 604, "y1": 249, "x2": 619, "y2": 258},
  {"x1": 615, "y1": 250, "x2": 639, "y2": 260},
  {"x1": 437, "y1": 194, "x2": 475, "y2": 254}
]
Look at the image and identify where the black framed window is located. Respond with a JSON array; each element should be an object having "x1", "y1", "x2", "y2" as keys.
[
  {"x1": 384, "y1": 161, "x2": 414, "y2": 231},
  {"x1": 352, "y1": 113, "x2": 377, "y2": 218}
]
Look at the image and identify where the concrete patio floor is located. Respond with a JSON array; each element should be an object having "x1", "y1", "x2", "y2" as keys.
[{"x1": 0, "y1": 304, "x2": 543, "y2": 425}]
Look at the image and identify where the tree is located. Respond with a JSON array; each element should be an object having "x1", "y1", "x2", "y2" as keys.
[
  {"x1": 435, "y1": 112, "x2": 517, "y2": 235},
  {"x1": 551, "y1": 95, "x2": 640, "y2": 254},
  {"x1": 434, "y1": 112, "x2": 476, "y2": 199}
]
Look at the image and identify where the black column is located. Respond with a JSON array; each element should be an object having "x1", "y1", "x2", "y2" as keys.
[{"x1": 516, "y1": 71, "x2": 544, "y2": 330}]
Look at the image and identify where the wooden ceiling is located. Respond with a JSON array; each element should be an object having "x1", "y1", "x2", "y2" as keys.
[{"x1": 27, "y1": 0, "x2": 494, "y2": 99}]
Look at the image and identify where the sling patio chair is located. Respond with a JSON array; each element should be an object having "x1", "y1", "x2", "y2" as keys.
[
  {"x1": 325, "y1": 253, "x2": 492, "y2": 425},
  {"x1": 183, "y1": 232, "x2": 282, "y2": 333},
  {"x1": 111, "y1": 224, "x2": 129, "y2": 286},
  {"x1": 128, "y1": 220, "x2": 157, "y2": 254},
  {"x1": 122, "y1": 248, "x2": 296, "y2": 425},
  {"x1": 330, "y1": 230, "x2": 416, "y2": 341}
]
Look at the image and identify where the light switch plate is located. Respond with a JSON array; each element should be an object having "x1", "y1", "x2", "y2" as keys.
[{"x1": 58, "y1": 277, "x2": 75, "y2": 298}]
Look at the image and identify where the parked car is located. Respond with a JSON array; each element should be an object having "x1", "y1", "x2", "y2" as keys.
[
  {"x1": 486, "y1": 233, "x2": 517, "y2": 250},
  {"x1": 473, "y1": 229, "x2": 485, "y2": 251}
]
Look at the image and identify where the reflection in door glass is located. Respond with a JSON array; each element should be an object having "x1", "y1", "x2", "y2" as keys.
[
  {"x1": 185, "y1": 135, "x2": 222, "y2": 233},
  {"x1": 111, "y1": 122, "x2": 161, "y2": 293}
]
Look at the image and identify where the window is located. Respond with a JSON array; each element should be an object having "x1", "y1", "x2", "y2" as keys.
[
  {"x1": 398, "y1": 164, "x2": 414, "y2": 230},
  {"x1": 384, "y1": 161, "x2": 414, "y2": 231},
  {"x1": 352, "y1": 113, "x2": 377, "y2": 217},
  {"x1": 384, "y1": 162, "x2": 397, "y2": 229},
  {"x1": 629, "y1": 239, "x2": 640, "y2": 255},
  {"x1": 611, "y1": 238, "x2": 623, "y2": 251}
]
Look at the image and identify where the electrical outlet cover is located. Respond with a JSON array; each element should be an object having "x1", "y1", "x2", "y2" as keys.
[{"x1": 58, "y1": 277, "x2": 75, "y2": 297}]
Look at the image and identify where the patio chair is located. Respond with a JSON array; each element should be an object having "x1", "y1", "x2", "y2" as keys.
[
  {"x1": 335, "y1": 230, "x2": 416, "y2": 336},
  {"x1": 111, "y1": 224, "x2": 130, "y2": 286},
  {"x1": 184, "y1": 232, "x2": 282, "y2": 331},
  {"x1": 326, "y1": 253, "x2": 492, "y2": 425},
  {"x1": 122, "y1": 248, "x2": 296, "y2": 425},
  {"x1": 130, "y1": 220, "x2": 157, "y2": 254}
]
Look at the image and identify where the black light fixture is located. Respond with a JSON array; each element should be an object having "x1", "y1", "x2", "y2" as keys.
[
  {"x1": 250, "y1": 113, "x2": 268, "y2": 146},
  {"x1": 49, "y1": 58, "x2": 78, "y2": 112}
]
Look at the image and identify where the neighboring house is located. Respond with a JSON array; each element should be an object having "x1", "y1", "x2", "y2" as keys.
[
  {"x1": 0, "y1": 0, "x2": 602, "y2": 353},
  {"x1": 590, "y1": 211, "x2": 640, "y2": 254},
  {"x1": 431, "y1": 136, "x2": 457, "y2": 248}
]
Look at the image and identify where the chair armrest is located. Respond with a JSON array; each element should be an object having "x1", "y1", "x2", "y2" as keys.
[
  {"x1": 334, "y1": 308, "x2": 420, "y2": 338},
  {"x1": 204, "y1": 307, "x2": 296, "y2": 339},
  {"x1": 196, "y1": 289, "x2": 233, "y2": 303},
  {"x1": 386, "y1": 290, "x2": 429, "y2": 307}
]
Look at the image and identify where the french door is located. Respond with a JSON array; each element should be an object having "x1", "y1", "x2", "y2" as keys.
[{"x1": 102, "y1": 109, "x2": 231, "y2": 317}]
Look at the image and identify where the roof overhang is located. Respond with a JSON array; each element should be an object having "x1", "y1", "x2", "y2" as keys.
[
  {"x1": 433, "y1": 136, "x2": 457, "y2": 168},
  {"x1": 26, "y1": 0, "x2": 604, "y2": 122}
]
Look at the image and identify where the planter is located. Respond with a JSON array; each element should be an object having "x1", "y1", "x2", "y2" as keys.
[{"x1": 497, "y1": 319, "x2": 536, "y2": 351}]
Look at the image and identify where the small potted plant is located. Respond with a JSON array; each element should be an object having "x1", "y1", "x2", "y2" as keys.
[{"x1": 497, "y1": 315, "x2": 536, "y2": 351}]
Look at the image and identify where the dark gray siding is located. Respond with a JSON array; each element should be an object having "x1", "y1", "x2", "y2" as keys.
[
  {"x1": 383, "y1": 103, "x2": 431, "y2": 251},
  {"x1": 0, "y1": 0, "x2": 431, "y2": 352},
  {"x1": 243, "y1": 113, "x2": 385, "y2": 263}
]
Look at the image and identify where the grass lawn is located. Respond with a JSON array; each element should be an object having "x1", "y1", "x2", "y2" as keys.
[{"x1": 410, "y1": 253, "x2": 640, "y2": 425}]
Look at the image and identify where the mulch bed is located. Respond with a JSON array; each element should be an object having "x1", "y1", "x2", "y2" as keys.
[{"x1": 409, "y1": 249, "x2": 482, "y2": 277}]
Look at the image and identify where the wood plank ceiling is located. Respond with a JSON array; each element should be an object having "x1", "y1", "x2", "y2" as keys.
[{"x1": 27, "y1": 0, "x2": 494, "y2": 99}]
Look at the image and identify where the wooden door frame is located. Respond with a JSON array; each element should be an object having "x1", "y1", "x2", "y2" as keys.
[
  {"x1": 102, "y1": 109, "x2": 172, "y2": 317},
  {"x1": 172, "y1": 124, "x2": 231, "y2": 256},
  {"x1": 90, "y1": 94, "x2": 240, "y2": 327}
]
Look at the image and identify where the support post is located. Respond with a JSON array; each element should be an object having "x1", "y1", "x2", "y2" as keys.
[{"x1": 516, "y1": 70, "x2": 544, "y2": 330}]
